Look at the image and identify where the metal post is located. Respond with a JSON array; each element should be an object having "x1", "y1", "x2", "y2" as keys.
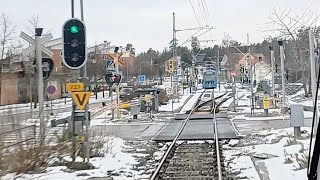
[
  {"x1": 248, "y1": 34, "x2": 254, "y2": 115},
  {"x1": 126, "y1": 60, "x2": 129, "y2": 84},
  {"x1": 29, "y1": 65, "x2": 33, "y2": 118},
  {"x1": 71, "y1": 0, "x2": 75, "y2": 18},
  {"x1": 171, "y1": 75, "x2": 173, "y2": 114},
  {"x1": 233, "y1": 76, "x2": 236, "y2": 112},
  {"x1": 171, "y1": 12, "x2": 175, "y2": 114},
  {"x1": 80, "y1": 0, "x2": 87, "y2": 79},
  {"x1": 35, "y1": 28, "x2": 45, "y2": 142},
  {"x1": 71, "y1": 103, "x2": 76, "y2": 161},
  {"x1": 309, "y1": 30, "x2": 318, "y2": 128},
  {"x1": 50, "y1": 99, "x2": 53, "y2": 115},
  {"x1": 270, "y1": 46, "x2": 276, "y2": 107},
  {"x1": 110, "y1": 88, "x2": 114, "y2": 119},
  {"x1": 217, "y1": 48, "x2": 220, "y2": 93},
  {"x1": 279, "y1": 40, "x2": 287, "y2": 113},
  {"x1": 80, "y1": 0, "x2": 90, "y2": 163},
  {"x1": 115, "y1": 51, "x2": 120, "y2": 118}
]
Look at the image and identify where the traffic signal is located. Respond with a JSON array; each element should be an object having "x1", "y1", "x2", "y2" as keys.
[
  {"x1": 32, "y1": 58, "x2": 54, "y2": 80},
  {"x1": 105, "y1": 73, "x2": 122, "y2": 86},
  {"x1": 42, "y1": 58, "x2": 54, "y2": 80},
  {"x1": 62, "y1": 18, "x2": 87, "y2": 70},
  {"x1": 111, "y1": 74, "x2": 122, "y2": 85},
  {"x1": 105, "y1": 73, "x2": 113, "y2": 86}
]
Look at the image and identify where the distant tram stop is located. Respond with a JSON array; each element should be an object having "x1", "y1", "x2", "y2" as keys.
[{"x1": 133, "y1": 88, "x2": 161, "y2": 112}]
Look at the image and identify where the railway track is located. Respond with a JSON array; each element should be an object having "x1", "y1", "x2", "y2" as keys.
[{"x1": 150, "y1": 89, "x2": 230, "y2": 180}]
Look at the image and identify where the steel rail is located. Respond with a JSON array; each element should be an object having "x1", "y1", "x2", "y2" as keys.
[
  {"x1": 150, "y1": 88, "x2": 227, "y2": 180},
  {"x1": 213, "y1": 99, "x2": 223, "y2": 180}
]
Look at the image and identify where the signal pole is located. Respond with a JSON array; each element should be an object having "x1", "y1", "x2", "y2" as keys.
[
  {"x1": 269, "y1": 46, "x2": 276, "y2": 106},
  {"x1": 217, "y1": 48, "x2": 220, "y2": 93},
  {"x1": 35, "y1": 28, "x2": 45, "y2": 142},
  {"x1": 171, "y1": 12, "x2": 176, "y2": 114},
  {"x1": 278, "y1": 40, "x2": 287, "y2": 113},
  {"x1": 248, "y1": 34, "x2": 254, "y2": 115},
  {"x1": 114, "y1": 48, "x2": 121, "y2": 118}
]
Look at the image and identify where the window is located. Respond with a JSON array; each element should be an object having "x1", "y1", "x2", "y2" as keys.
[{"x1": 60, "y1": 62, "x2": 64, "y2": 67}]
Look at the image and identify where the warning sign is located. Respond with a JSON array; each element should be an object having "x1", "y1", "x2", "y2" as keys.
[
  {"x1": 71, "y1": 92, "x2": 91, "y2": 110},
  {"x1": 263, "y1": 99, "x2": 270, "y2": 109}
]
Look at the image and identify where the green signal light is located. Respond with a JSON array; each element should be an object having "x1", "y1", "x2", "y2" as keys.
[{"x1": 70, "y1": 25, "x2": 79, "y2": 33}]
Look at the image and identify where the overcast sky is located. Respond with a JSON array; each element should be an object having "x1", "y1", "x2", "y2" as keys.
[{"x1": 1, "y1": 0, "x2": 319, "y2": 53}]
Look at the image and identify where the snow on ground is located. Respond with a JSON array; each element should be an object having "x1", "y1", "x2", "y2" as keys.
[
  {"x1": 0, "y1": 91, "x2": 110, "y2": 115},
  {"x1": 2, "y1": 136, "x2": 151, "y2": 180},
  {"x1": 179, "y1": 90, "x2": 204, "y2": 113},
  {"x1": 159, "y1": 93, "x2": 191, "y2": 112},
  {"x1": 224, "y1": 127, "x2": 311, "y2": 180}
]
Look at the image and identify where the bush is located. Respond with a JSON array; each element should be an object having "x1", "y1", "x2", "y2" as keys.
[
  {"x1": 257, "y1": 82, "x2": 263, "y2": 92},
  {"x1": 158, "y1": 89, "x2": 169, "y2": 105}
]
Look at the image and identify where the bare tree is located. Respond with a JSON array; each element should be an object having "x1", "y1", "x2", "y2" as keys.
[
  {"x1": 0, "y1": 13, "x2": 16, "y2": 104},
  {"x1": 260, "y1": 8, "x2": 319, "y2": 96}
]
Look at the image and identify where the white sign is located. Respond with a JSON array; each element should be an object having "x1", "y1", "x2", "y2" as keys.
[{"x1": 20, "y1": 31, "x2": 53, "y2": 57}]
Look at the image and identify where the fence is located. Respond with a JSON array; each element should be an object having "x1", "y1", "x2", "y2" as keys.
[{"x1": 0, "y1": 125, "x2": 36, "y2": 149}]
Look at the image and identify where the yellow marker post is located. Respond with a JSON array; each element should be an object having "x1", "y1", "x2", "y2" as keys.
[
  {"x1": 263, "y1": 98, "x2": 270, "y2": 109},
  {"x1": 263, "y1": 98, "x2": 270, "y2": 116}
]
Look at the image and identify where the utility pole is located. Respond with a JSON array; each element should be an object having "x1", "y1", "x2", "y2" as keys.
[
  {"x1": 217, "y1": 48, "x2": 220, "y2": 93},
  {"x1": 115, "y1": 48, "x2": 121, "y2": 118},
  {"x1": 35, "y1": 28, "x2": 44, "y2": 142},
  {"x1": 309, "y1": 30, "x2": 319, "y2": 131},
  {"x1": 171, "y1": 12, "x2": 176, "y2": 114},
  {"x1": 278, "y1": 40, "x2": 287, "y2": 114},
  {"x1": 80, "y1": 0, "x2": 90, "y2": 163},
  {"x1": 248, "y1": 34, "x2": 254, "y2": 115},
  {"x1": 269, "y1": 46, "x2": 276, "y2": 106},
  {"x1": 80, "y1": 0, "x2": 86, "y2": 79}
]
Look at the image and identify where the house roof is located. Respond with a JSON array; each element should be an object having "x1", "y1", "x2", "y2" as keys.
[
  {"x1": 192, "y1": 54, "x2": 206, "y2": 64},
  {"x1": 223, "y1": 52, "x2": 266, "y2": 68}
]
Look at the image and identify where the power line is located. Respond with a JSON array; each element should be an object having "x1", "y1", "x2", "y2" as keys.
[
  {"x1": 203, "y1": 0, "x2": 212, "y2": 25},
  {"x1": 198, "y1": 0, "x2": 208, "y2": 26},
  {"x1": 188, "y1": 0, "x2": 201, "y2": 26}
]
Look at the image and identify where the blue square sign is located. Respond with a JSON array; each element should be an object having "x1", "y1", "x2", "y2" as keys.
[
  {"x1": 106, "y1": 60, "x2": 114, "y2": 70},
  {"x1": 138, "y1": 75, "x2": 145, "y2": 83}
]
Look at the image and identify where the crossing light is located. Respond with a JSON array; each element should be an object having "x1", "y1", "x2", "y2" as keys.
[
  {"x1": 62, "y1": 18, "x2": 87, "y2": 70},
  {"x1": 111, "y1": 74, "x2": 122, "y2": 85},
  {"x1": 105, "y1": 73, "x2": 122, "y2": 86}
]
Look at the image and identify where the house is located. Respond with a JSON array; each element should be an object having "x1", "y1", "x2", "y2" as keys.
[
  {"x1": 0, "y1": 37, "x2": 135, "y2": 105},
  {"x1": 0, "y1": 54, "x2": 29, "y2": 105},
  {"x1": 222, "y1": 52, "x2": 266, "y2": 81}
]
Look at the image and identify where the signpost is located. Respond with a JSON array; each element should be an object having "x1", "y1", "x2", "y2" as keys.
[
  {"x1": 47, "y1": 85, "x2": 56, "y2": 115},
  {"x1": 20, "y1": 30, "x2": 54, "y2": 141}
]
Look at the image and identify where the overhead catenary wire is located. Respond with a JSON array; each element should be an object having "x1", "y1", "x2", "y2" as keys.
[
  {"x1": 198, "y1": 0, "x2": 208, "y2": 26},
  {"x1": 188, "y1": 0, "x2": 201, "y2": 26}
]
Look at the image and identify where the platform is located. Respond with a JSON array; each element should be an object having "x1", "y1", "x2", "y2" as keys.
[{"x1": 153, "y1": 117, "x2": 239, "y2": 141}]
